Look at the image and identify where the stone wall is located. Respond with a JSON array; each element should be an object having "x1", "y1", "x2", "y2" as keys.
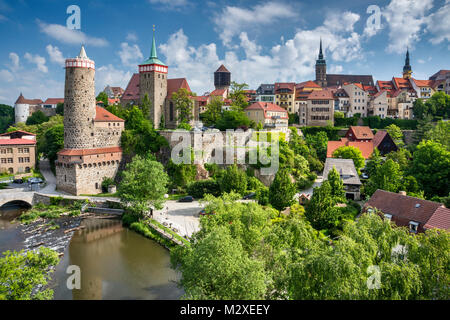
[
  {"x1": 93, "y1": 123, "x2": 124, "y2": 148},
  {"x1": 56, "y1": 159, "x2": 121, "y2": 195}
]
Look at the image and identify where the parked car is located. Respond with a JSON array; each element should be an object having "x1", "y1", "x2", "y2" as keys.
[
  {"x1": 179, "y1": 196, "x2": 194, "y2": 203},
  {"x1": 13, "y1": 179, "x2": 24, "y2": 184},
  {"x1": 199, "y1": 209, "x2": 215, "y2": 216},
  {"x1": 243, "y1": 192, "x2": 256, "y2": 200}
]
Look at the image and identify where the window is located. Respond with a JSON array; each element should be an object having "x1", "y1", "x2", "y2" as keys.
[
  {"x1": 7, "y1": 158, "x2": 13, "y2": 163},
  {"x1": 409, "y1": 221, "x2": 419, "y2": 233}
]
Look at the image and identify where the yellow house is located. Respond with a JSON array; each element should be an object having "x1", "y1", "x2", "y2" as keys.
[{"x1": 274, "y1": 83, "x2": 296, "y2": 113}]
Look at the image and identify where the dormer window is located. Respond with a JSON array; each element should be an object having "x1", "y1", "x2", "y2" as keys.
[{"x1": 409, "y1": 221, "x2": 419, "y2": 233}]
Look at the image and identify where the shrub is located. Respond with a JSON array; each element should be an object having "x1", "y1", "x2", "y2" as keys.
[
  {"x1": 246, "y1": 176, "x2": 264, "y2": 192},
  {"x1": 187, "y1": 180, "x2": 221, "y2": 199},
  {"x1": 101, "y1": 177, "x2": 115, "y2": 193},
  {"x1": 256, "y1": 186, "x2": 270, "y2": 206}
]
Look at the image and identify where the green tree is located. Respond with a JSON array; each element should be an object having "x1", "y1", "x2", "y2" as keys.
[
  {"x1": 304, "y1": 181, "x2": 338, "y2": 231},
  {"x1": 229, "y1": 81, "x2": 249, "y2": 111},
  {"x1": 305, "y1": 132, "x2": 328, "y2": 162},
  {"x1": 0, "y1": 104, "x2": 14, "y2": 133},
  {"x1": 39, "y1": 124, "x2": 64, "y2": 170},
  {"x1": 118, "y1": 155, "x2": 169, "y2": 219},
  {"x1": 412, "y1": 98, "x2": 427, "y2": 120},
  {"x1": 332, "y1": 146, "x2": 365, "y2": 174},
  {"x1": 365, "y1": 149, "x2": 383, "y2": 177},
  {"x1": 166, "y1": 160, "x2": 197, "y2": 190},
  {"x1": 140, "y1": 94, "x2": 151, "y2": 119},
  {"x1": 219, "y1": 164, "x2": 247, "y2": 196},
  {"x1": 327, "y1": 166, "x2": 345, "y2": 202},
  {"x1": 364, "y1": 159, "x2": 402, "y2": 196},
  {"x1": 386, "y1": 148, "x2": 411, "y2": 172},
  {"x1": 96, "y1": 92, "x2": 109, "y2": 106},
  {"x1": 215, "y1": 110, "x2": 251, "y2": 130},
  {"x1": 385, "y1": 124, "x2": 404, "y2": 147},
  {"x1": 55, "y1": 102, "x2": 64, "y2": 116},
  {"x1": 202, "y1": 96, "x2": 223, "y2": 126},
  {"x1": 411, "y1": 140, "x2": 450, "y2": 197},
  {"x1": 120, "y1": 106, "x2": 168, "y2": 156},
  {"x1": 0, "y1": 247, "x2": 59, "y2": 300},
  {"x1": 269, "y1": 169, "x2": 296, "y2": 211},
  {"x1": 26, "y1": 110, "x2": 49, "y2": 126},
  {"x1": 424, "y1": 120, "x2": 450, "y2": 150},
  {"x1": 172, "y1": 226, "x2": 267, "y2": 299},
  {"x1": 172, "y1": 88, "x2": 194, "y2": 124}
]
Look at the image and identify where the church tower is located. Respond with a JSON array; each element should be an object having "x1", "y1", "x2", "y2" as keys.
[
  {"x1": 214, "y1": 65, "x2": 231, "y2": 91},
  {"x1": 139, "y1": 26, "x2": 168, "y2": 129},
  {"x1": 315, "y1": 39, "x2": 327, "y2": 87},
  {"x1": 63, "y1": 46, "x2": 96, "y2": 149},
  {"x1": 403, "y1": 48, "x2": 412, "y2": 79}
]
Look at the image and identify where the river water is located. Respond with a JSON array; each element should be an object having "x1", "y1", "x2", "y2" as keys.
[{"x1": 0, "y1": 206, "x2": 183, "y2": 300}]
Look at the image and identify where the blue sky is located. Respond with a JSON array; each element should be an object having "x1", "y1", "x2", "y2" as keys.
[{"x1": 0, "y1": 0, "x2": 449, "y2": 105}]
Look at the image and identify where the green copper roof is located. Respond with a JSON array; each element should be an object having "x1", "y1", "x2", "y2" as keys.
[{"x1": 140, "y1": 29, "x2": 166, "y2": 66}]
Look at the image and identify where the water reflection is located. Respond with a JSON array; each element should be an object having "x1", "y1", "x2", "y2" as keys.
[
  {"x1": 0, "y1": 204, "x2": 28, "y2": 253},
  {"x1": 53, "y1": 218, "x2": 183, "y2": 300}
]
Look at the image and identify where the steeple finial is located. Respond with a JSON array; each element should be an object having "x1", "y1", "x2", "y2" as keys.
[
  {"x1": 150, "y1": 25, "x2": 158, "y2": 59},
  {"x1": 78, "y1": 45, "x2": 88, "y2": 59}
]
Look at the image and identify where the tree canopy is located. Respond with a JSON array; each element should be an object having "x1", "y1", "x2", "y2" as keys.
[
  {"x1": 26, "y1": 110, "x2": 49, "y2": 126},
  {"x1": 332, "y1": 145, "x2": 365, "y2": 174}
]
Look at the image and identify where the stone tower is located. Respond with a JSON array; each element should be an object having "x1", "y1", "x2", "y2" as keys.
[
  {"x1": 139, "y1": 27, "x2": 168, "y2": 129},
  {"x1": 315, "y1": 39, "x2": 327, "y2": 87},
  {"x1": 63, "y1": 46, "x2": 96, "y2": 149},
  {"x1": 403, "y1": 48, "x2": 412, "y2": 79},
  {"x1": 214, "y1": 65, "x2": 231, "y2": 91}
]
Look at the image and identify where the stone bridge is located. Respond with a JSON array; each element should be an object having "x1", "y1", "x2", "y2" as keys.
[{"x1": 0, "y1": 190, "x2": 35, "y2": 208}]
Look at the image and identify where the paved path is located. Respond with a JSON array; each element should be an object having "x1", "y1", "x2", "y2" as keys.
[
  {"x1": 296, "y1": 175, "x2": 323, "y2": 199},
  {"x1": 39, "y1": 159, "x2": 58, "y2": 194},
  {"x1": 153, "y1": 200, "x2": 202, "y2": 239}
]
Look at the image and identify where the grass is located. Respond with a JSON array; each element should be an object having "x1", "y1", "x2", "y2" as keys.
[
  {"x1": 147, "y1": 218, "x2": 190, "y2": 246},
  {"x1": 167, "y1": 193, "x2": 187, "y2": 201},
  {"x1": 129, "y1": 221, "x2": 179, "y2": 250},
  {"x1": 80, "y1": 192, "x2": 118, "y2": 198},
  {"x1": 18, "y1": 202, "x2": 83, "y2": 224}
]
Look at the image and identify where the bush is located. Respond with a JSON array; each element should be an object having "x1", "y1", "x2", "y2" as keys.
[
  {"x1": 246, "y1": 176, "x2": 264, "y2": 192},
  {"x1": 219, "y1": 164, "x2": 247, "y2": 196},
  {"x1": 177, "y1": 122, "x2": 192, "y2": 131},
  {"x1": 300, "y1": 126, "x2": 341, "y2": 140},
  {"x1": 363, "y1": 116, "x2": 418, "y2": 130},
  {"x1": 256, "y1": 186, "x2": 270, "y2": 206},
  {"x1": 187, "y1": 180, "x2": 221, "y2": 199},
  {"x1": 101, "y1": 177, "x2": 115, "y2": 193}
]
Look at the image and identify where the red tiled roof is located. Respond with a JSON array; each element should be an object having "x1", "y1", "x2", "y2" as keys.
[
  {"x1": 15, "y1": 94, "x2": 43, "y2": 105},
  {"x1": 412, "y1": 78, "x2": 433, "y2": 87},
  {"x1": 210, "y1": 89, "x2": 227, "y2": 96},
  {"x1": 275, "y1": 82, "x2": 295, "y2": 92},
  {"x1": 0, "y1": 138, "x2": 36, "y2": 146},
  {"x1": 94, "y1": 106, "x2": 125, "y2": 122},
  {"x1": 121, "y1": 73, "x2": 140, "y2": 101},
  {"x1": 43, "y1": 98, "x2": 64, "y2": 105},
  {"x1": 424, "y1": 207, "x2": 450, "y2": 230},
  {"x1": 245, "y1": 102, "x2": 288, "y2": 119},
  {"x1": 296, "y1": 81, "x2": 321, "y2": 89},
  {"x1": 364, "y1": 190, "x2": 450, "y2": 232},
  {"x1": 193, "y1": 96, "x2": 209, "y2": 102},
  {"x1": 167, "y1": 78, "x2": 191, "y2": 98},
  {"x1": 392, "y1": 77, "x2": 412, "y2": 90},
  {"x1": 58, "y1": 146, "x2": 122, "y2": 156},
  {"x1": 215, "y1": 65, "x2": 230, "y2": 73},
  {"x1": 307, "y1": 89, "x2": 334, "y2": 100},
  {"x1": 327, "y1": 139, "x2": 374, "y2": 159},
  {"x1": 348, "y1": 126, "x2": 374, "y2": 140}
]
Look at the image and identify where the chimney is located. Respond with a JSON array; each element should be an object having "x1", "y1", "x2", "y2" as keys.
[{"x1": 399, "y1": 191, "x2": 407, "y2": 196}]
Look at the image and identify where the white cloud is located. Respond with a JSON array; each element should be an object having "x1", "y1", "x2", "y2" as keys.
[
  {"x1": 214, "y1": 2, "x2": 298, "y2": 46},
  {"x1": 9, "y1": 52, "x2": 20, "y2": 70},
  {"x1": 159, "y1": 18, "x2": 363, "y2": 96},
  {"x1": 38, "y1": 21, "x2": 108, "y2": 47},
  {"x1": 126, "y1": 32, "x2": 138, "y2": 42},
  {"x1": 95, "y1": 64, "x2": 133, "y2": 94},
  {"x1": 383, "y1": 0, "x2": 434, "y2": 53},
  {"x1": 0, "y1": 69, "x2": 13, "y2": 82},
  {"x1": 425, "y1": 2, "x2": 450, "y2": 45},
  {"x1": 148, "y1": 0, "x2": 190, "y2": 10},
  {"x1": 46, "y1": 45, "x2": 65, "y2": 66},
  {"x1": 329, "y1": 65, "x2": 344, "y2": 73},
  {"x1": 118, "y1": 42, "x2": 143, "y2": 67},
  {"x1": 324, "y1": 11, "x2": 360, "y2": 33},
  {"x1": 24, "y1": 53, "x2": 48, "y2": 73}
]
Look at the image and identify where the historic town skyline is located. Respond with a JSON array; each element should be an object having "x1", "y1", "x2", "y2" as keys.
[{"x1": 0, "y1": 0, "x2": 449, "y2": 106}]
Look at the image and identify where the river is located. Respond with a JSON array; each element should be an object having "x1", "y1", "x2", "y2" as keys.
[{"x1": 0, "y1": 205, "x2": 183, "y2": 300}]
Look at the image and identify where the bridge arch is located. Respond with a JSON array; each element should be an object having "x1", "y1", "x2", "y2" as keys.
[{"x1": 0, "y1": 200, "x2": 32, "y2": 209}]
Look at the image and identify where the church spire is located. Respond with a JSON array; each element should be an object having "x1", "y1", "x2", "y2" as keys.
[
  {"x1": 403, "y1": 48, "x2": 412, "y2": 79},
  {"x1": 150, "y1": 25, "x2": 157, "y2": 59},
  {"x1": 319, "y1": 38, "x2": 324, "y2": 60}
]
